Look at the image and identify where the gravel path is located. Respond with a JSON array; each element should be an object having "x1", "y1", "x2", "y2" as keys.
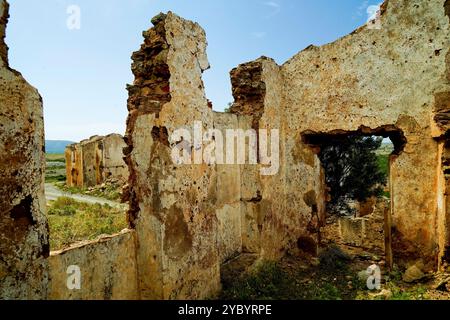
[{"x1": 45, "y1": 183, "x2": 127, "y2": 209}]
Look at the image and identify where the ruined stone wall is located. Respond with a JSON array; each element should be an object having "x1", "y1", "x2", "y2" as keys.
[
  {"x1": 3, "y1": 0, "x2": 450, "y2": 300},
  {"x1": 228, "y1": 57, "x2": 326, "y2": 261},
  {"x1": 65, "y1": 137, "x2": 97, "y2": 188},
  {"x1": 0, "y1": 0, "x2": 49, "y2": 299},
  {"x1": 65, "y1": 143, "x2": 83, "y2": 187},
  {"x1": 49, "y1": 230, "x2": 139, "y2": 300},
  {"x1": 250, "y1": 58, "x2": 295, "y2": 260},
  {"x1": 212, "y1": 112, "x2": 245, "y2": 262},
  {"x1": 238, "y1": 113, "x2": 263, "y2": 254},
  {"x1": 321, "y1": 200, "x2": 387, "y2": 255},
  {"x1": 102, "y1": 134, "x2": 129, "y2": 183},
  {"x1": 0, "y1": 0, "x2": 8, "y2": 65},
  {"x1": 50, "y1": 0, "x2": 450, "y2": 298},
  {"x1": 279, "y1": 0, "x2": 450, "y2": 269},
  {"x1": 81, "y1": 136, "x2": 103, "y2": 187},
  {"x1": 229, "y1": 61, "x2": 264, "y2": 255},
  {"x1": 221, "y1": 0, "x2": 450, "y2": 269},
  {"x1": 438, "y1": 139, "x2": 450, "y2": 268},
  {"x1": 125, "y1": 12, "x2": 220, "y2": 299},
  {"x1": 65, "y1": 134, "x2": 128, "y2": 188}
]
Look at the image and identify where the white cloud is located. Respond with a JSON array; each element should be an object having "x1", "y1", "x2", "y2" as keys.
[
  {"x1": 367, "y1": 3, "x2": 382, "y2": 21},
  {"x1": 265, "y1": 1, "x2": 280, "y2": 9},
  {"x1": 251, "y1": 31, "x2": 267, "y2": 39},
  {"x1": 356, "y1": 0, "x2": 369, "y2": 16},
  {"x1": 263, "y1": 1, "x2": 281, "y2": 18}
]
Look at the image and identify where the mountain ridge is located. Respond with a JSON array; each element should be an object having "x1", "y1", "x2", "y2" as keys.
[{"x1": 45, "y1": 140, "x2": 74, "y2": 154}]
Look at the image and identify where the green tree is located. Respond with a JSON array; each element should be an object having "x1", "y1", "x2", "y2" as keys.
[{"x1": 318, "y1": 135, "x2": 386, "y2": 215}]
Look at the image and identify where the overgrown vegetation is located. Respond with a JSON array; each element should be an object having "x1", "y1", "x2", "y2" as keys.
[
  {"x1": 45, "y1": 153, "x2": 66, "y2": 183},
  {"x1": 55, "y1": 182, "x2": 122, "y2": 201},
  {"x1": 46, "y1": 154, "x2": 66, "y2": 163},
  {"x1": 319, "y1": 136, "x2": 387, "y2": 215},
  {"x1": 356, "y1": 266, "x2": 430, "y2": 300},
  {"x1": 45, "y1": 172, "x2": 66, "y2": 183},
  {"x1": 221, "y1": 261, "x2": 299, "y2": 300},
  {"x1": 377, "y1": 154, "x2": 390, "y2": 178},
  {"x1": 220, "y1": 247, "x2": 442, "y2": 301},
  {"x1": 221, "y1": 263, "x2": 358, "y2": 300},
  {"x1": 224, "y1": 102, "x2": 233, "y2": 113},
  {"x1": 48, "y1": 197, "x2": 127, "y2": 250},
  {"x1": 221, "y1": 247, "x2": 364, "y2": 300},
  {"x1": 377, "y1": 153, "x2": 391, "y2": 198}
]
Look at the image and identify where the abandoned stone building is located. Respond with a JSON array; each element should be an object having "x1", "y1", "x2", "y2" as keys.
[
  {"x1": 65, "y1": 134, "x2": 129, "y2": 188},
  {"x1": 2, "y1": 0, "x2": 450, "y2": 300}
]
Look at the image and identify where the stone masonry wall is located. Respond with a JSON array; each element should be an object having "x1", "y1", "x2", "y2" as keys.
[
  {"x1": 0, "y1": 0, "x2": 8, "y2": 65},
  {"x1": 65, "y1": 143, "x2": 83, "y2": 187},
  {"x1": 280, "y1": 0, "x2": 450, "y2": 269},
  {"x1": 49, "y1": 230, "x2": 139, "y2": 300},
  {"x1": 3, "y1": 0, "x2": 450, "y2": 300},
  {"x1": 213, "y1": 112, "x2": 245, "y2": 262},
  {"x1": 65, "y1": 134, "x2": 128, "y2": 188},
  {"x1": 102, "y1": 134, "x2": 129, "y2": 183},
  {"x1": 223, "y1": 0, "x2": 450, "y2": 269},
  {"x1": 0, "y1": 0, "x2": 49, "y2": 299},
  {"x1": 124, "y1": 12, "x2": 221, "y2": 299}
]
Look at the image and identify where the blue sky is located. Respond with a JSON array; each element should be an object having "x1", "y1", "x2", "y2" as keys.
[{"x1": 6, "y1": 0, "x2": 381, "y2": 141}]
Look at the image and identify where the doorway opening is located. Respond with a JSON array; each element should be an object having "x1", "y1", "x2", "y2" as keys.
[{"x1": 302, "y1": 126, "x2": 406, "y2": 269}]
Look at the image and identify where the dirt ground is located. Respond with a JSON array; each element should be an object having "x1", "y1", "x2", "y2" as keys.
[{"x1": 220, "y1": 245, "x2": 450, "y2": 300}]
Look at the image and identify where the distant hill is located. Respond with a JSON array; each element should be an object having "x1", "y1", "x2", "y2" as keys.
[{"x1": 45, "y1": 140, "x2": 74, "y2": 154}]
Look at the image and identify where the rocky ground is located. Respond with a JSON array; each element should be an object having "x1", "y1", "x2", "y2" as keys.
[
  {"x1": 220, "y1": 246, "x2": 450, "y2": 300},
  {"x1": 54, "y1": 179, "x2": 124, "y2": 202}
]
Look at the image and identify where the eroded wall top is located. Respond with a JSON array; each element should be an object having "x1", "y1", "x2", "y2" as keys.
[
  {"x1": 282, "y1": 0, "x2": 450, "y2": 135},
  {"x1": 278, "y1": 0, "x2": 450, "y2": 267},
  {"x1": 125, "y1": 12, "x2": 220, "y2": 300},
  {"x1": 0, "y1": 0, "x2": 48, "y2": 299},
  {"x1": 0, "y1": 0, "x2": 8, "y2": 66}
]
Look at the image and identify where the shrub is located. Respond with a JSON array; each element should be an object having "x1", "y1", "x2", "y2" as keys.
[{"x1": 318, "y1": 136, "x2": 387, "y2": 215}]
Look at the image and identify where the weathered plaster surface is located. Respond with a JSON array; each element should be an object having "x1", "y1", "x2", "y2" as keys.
[
  {"x1": 0, "y1": 0, "x2": 49, "y2": 299},
  {"x1": 280, "y1": 0, "x2": 450, "y2": 268},
  {"x1": 49, "y1": 230, "x2": 139, "y2": 300},
  {"x1": 66, "y1": 134, "x2": 129, "y2": 188},
  {"x1": 0, "y1": 0, "x2": 8, "y2": 66},
  {"x1": 3, "y1": 0, "x2": 450, "y2": 300},
  {"x1": 213, "y1": 112, "x2": 243, "y2": 262},
  {"x1": 124, "y1": 12, "x2": 220, "y2": 299}
]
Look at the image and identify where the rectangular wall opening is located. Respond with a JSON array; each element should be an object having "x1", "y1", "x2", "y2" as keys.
[{"x1": 302, "y1": 127, "x2": 406, "y2": 271}]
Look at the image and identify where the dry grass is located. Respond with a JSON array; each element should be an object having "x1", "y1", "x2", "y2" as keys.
[{"x1": 47, "y1": 197, "x2": 127, "y2": 250}]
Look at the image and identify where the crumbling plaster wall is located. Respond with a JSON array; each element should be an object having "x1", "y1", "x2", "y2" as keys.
[
  {"x1": 223, "y1": 0, "x2": 450, "y2": 269},
  {"x1": 65, "y1": 143, "x2": 83, "y2": 187},
  {"x1": 82, "y1": 136, "x2": 103, "y2": 187},
  {"x1": 227, "y1": 55, "x2": 327, "y2": 261},
  {"x1": 119, "y1": 0, "x2": 450, "y2": 301},
  {"x1": 279, "y1": 0, "x2": 450, "y2": 268},
  {"x1": 49, "y1": 230, "x2": 139, "y2": 300},
  {"x1": 3, "y1": 0, "x2": 450, "y2": 301},
  {"x1": 229, "y1": 57, "x2": 299, "y2": 259},
  {"x1": 0, "y1": 0, "x2": 49, "y2": 299},
  {"x1": 125, "y1": 12, "x2": 221, "y2": 299},
  {"x1": 65, "y1": 134, "x2": 128, "y2": 188},
  {"x1": 213, "y1": 112, "x2": 244, "y2": 262},
  {"x1": 103, "y1": 134, "x2": 129, "y2": 183},
  {"x1": 437, "y1": 139, "x2": 450, "y2": 268}
]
